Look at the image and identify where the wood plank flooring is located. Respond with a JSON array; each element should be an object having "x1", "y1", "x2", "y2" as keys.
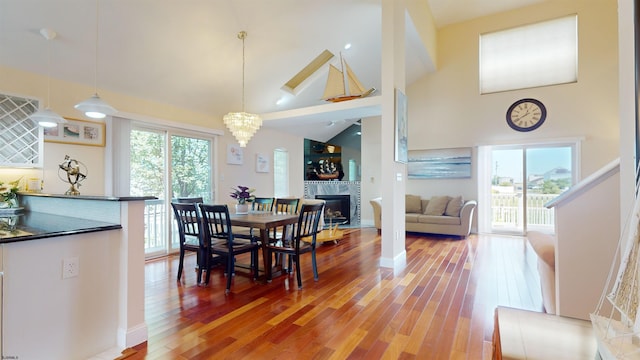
[{"x1": 125, "y1": 228, "x2": 543, "y2": 359}]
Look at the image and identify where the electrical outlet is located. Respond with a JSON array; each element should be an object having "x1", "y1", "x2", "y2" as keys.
[{"x1": 62, "y1": 257, "x2": 79, "y2": 279}]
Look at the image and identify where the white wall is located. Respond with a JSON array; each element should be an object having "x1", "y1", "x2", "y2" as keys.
[
  {"x1": 3, "y1": 230, "x2": 121, "y2": 359},
  {"x1": 216, "y1": 127, "x2": 304, "y2": 203},
  {"x1": 405, "y1": 0, "x2": 619, "y2": 204},
  {"x1": 618, "y1": 0, "x2": 637, "y2": 233},
  {"x1": 360, "y1": 116, "x2": 382, "y2": 225}
]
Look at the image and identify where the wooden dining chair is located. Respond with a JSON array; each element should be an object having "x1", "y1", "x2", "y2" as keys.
[
  {"x1": 267, "y1": 198, "x2": 301, "y2": 270},
  {"x1": 175, "y1": 197, "x2": 204, "y2": 204},
  {"x1": 233, "y1": 196, "x2": 276, "y2": 252},
  {"x1": 274, "y1": 198, "x2": 299, "y2": 214},
  {"x1": 252, "y1": 197, "x2": 275, "y2": 212},
  {"x1": 171, "y1": 202, "x2": 203, "y2": 282},
  {"x1": 198, "y1": 203, "x2": 260, "y2": 293},
  {"x1": 266, "y1": 202, "x2": 324, "y2": 289},
  {"x1": 234, "y1": 197, "x2": 275, "y2": 243}
]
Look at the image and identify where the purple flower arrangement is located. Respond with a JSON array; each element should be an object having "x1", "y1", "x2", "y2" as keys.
[{"x1": 230, "y1": 185, "x2": 255, "y2": 204}]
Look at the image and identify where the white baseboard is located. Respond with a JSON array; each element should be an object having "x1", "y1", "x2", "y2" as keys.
[
  {"x1": 118, "y1": 322, "x2": 148, "y2": 348},
  {"x1": 379, "y1": 250, "x2": 407, "y2": 269}
]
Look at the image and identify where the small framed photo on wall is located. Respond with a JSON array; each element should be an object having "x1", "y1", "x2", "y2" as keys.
[
  {"x1": 226, "y1": 144, "x2": 243, "y2": 165},
  {"x1": 256, "y1": 153, "x2": 269, "y2": 173},
  {"x1": 44, "y1": 117, "x2": 105, "y2": 147}
]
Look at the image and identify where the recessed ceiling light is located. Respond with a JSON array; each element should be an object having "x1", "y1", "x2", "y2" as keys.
[
  {"x1": 344, "y1": 43, "x2": 352, "y2": 50},
  {"x1": 356, "y1": 131, "x2": 361, "y2": 136}
]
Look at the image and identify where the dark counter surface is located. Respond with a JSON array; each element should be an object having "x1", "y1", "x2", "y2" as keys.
[
  {"x1": 19, "y1": 192, "x2": 155, "y2": 201},
  {"x1": 0, "y1": 211, "x2": 121, "y2": 244}
]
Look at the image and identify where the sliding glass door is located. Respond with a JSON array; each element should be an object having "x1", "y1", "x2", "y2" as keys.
[
  {"x1": 490, "y1": 144, "x2": 575, "y2": 235},
  {"x1": 130, "y1": 128, "x2": 213, "y2": 258}
]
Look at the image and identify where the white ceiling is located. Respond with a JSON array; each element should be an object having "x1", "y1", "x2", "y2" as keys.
[{"x1": 0, "y1": 0, "x2": 544, "y2": 142}]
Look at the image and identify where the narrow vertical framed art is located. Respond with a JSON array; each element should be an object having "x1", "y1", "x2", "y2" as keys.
[
  {"x1": 256, "y1": 153, "x2": 269, "y2": 173},
  {"x1": 395, "y1": 88, "x2": 408, "y2": 163}
]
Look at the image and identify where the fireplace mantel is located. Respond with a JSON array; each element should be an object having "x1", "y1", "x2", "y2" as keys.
[{"x1": 304, "y1": 181, "x2": 360, "y2": 225}]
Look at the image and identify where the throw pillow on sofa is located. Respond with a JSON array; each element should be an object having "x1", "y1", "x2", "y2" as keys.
[
  {"x1": 445, "y1": 196, "x2": 464, "y2": 217},
  {"x1": 406, "y1": 194, "x2": 422, "y2": 213},
  {"x1": 424, "y1": 196, "x2": 450, "y2": 215}
]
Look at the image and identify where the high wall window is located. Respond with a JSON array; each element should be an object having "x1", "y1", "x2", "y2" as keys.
[
  {"x1": 480, "y1": 15, "x2": 578, "y2": 94},
  {"x1": 273, "y1": 148, "x2": 289, "y2": 197}
]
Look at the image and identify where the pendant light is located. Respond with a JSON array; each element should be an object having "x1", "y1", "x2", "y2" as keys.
[
  {"x1": 31, "y1": 28, "x2": 67, "y2": 128},
  {"x1": 223, "y1": 31, "x2": 262, "y2": 147},
  {"x1": 74, "y1": 0, "x2": 116, "y2": 119}
]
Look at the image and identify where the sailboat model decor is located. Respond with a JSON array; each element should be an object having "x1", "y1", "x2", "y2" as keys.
[
  {"x1": 322, "y1": 54, "x2": 376, "y2": 103},
  {"x1": 591, "y1": 178, "x2": 640, "y2": 359}
]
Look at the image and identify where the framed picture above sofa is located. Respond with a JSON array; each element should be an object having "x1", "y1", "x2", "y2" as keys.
[{"x1": 408, "y1": 147, "x2": 472, "y2": 179}]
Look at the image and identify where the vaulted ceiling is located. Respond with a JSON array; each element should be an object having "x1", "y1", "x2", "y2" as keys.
[{"x1": 0, "y1": 0, "x2": 545, "y2": 141}]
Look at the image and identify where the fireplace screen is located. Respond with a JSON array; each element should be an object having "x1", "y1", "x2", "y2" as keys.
[{"x1": 315, "y1": 195, "x2": 350, "y2": 225}]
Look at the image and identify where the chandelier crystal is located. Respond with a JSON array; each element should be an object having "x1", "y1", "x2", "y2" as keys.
[{"x1": 223, "y1": 31, "x2": 261, "y2": 148}]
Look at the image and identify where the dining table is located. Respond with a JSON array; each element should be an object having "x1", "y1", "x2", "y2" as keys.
[{"x1": 229, "y1": 210, "x2": 299, "y2": 281}]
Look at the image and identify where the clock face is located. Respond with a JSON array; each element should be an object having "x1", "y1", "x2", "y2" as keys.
[{"x1": 506, "y1": 98, "x2": 547, "y2": 132}]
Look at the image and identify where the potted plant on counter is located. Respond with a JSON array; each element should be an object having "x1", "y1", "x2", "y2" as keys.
[{"x1": 0, "y1": 178, "x2": 21, "y2": 210}]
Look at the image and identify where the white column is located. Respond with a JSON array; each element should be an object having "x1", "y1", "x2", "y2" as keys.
[
  {"x1": 379, "y1": 0, "x2": 407, "y2": 269},
  {"x1": 117, "y1": 200, "x2": 148, "y2": 348}
]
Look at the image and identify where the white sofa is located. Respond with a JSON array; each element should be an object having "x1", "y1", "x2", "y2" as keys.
[{"x1": 370, "y1": 195, "x2": 477, "y2": 238}]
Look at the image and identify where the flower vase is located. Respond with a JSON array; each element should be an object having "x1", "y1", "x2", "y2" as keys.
[
  {"x1": 235, "y1": 203, "x2": 249, "y2": 214},
  {"x1": 0, "y1": 198, "x2": 17, "y2": 209}
]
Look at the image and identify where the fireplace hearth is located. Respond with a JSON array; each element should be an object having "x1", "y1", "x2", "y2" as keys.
[{"x1": 315, "y1": 195, "x2": 350, "y2": 225}]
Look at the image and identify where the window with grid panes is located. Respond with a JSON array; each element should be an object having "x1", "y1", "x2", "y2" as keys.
[{"x1": 0, "y1": 94, "x2": 41, "y2": 167}]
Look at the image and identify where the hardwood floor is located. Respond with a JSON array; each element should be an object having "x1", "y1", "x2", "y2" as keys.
[{"x1": 126, "y1": 228, "x2": 543, "y2": 359}]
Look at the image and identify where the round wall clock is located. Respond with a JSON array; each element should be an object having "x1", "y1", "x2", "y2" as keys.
[{"x1": 506, "y1": 98, "x2": 547, "y2": 132}]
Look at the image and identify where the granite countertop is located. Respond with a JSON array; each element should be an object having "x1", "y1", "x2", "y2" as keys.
[
  {"x1": 0, "y1": 211, "x2": 121, "y2": 244},
  {"x1": 18, "y1": 192, "x2": 155, "y2": 201}
]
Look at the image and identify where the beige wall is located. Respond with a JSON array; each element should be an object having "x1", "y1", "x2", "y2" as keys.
[
  {"x1": 1, "y1": 0, "x2": 623, "y2": 222},
  {"x1": 405, "y1": 0, "x2": 619, "y2": 202},
  {"x1": 0, "y1": 65, "x2": 305, "y2": 200}
]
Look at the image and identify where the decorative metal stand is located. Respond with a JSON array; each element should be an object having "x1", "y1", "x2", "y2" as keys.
[{"x1": 58, "y1": 155, "x2": 88, "y2": 195}]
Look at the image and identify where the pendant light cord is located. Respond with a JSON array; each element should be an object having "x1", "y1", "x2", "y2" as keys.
[
  {"x1": 46, "y1": 35, "x2": 52, "y2": 107},
  {"x1": 239, "y1": 31, "x2": 247, "y2": 113},
  {"x1": 94, "y1": 0, "x2": 99, "y2": 94}
]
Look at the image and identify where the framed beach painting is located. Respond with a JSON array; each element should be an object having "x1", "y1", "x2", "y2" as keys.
[
  {"x1": 395, "y1": 89, "x2": 408, "y2": 163},
  {"x1": 408, "y1": 147, "x2": 472, "y2": 179},
  {"x1": 44, "y1": 117, "x2": 105, "y2": 147}
]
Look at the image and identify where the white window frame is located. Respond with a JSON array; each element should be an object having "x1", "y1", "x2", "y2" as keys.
[
  {"x1": 480, "y1": 14, "x2": 578, "y2": 94},
  {"x1": 273, "y1": 148, "x2": 289, "y2": 197}
]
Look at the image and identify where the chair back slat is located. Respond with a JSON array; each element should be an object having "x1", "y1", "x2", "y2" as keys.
[
  {"x1": 174, "y1": 197, "x2": 204, "y2": 204},
  {"x1": 198, "y1": 204, "x2": 233, "y2": 249},
  {"x1": 171, "y1": 202, "x2": 200, "y2": 238},
  {"x1": 275, "y1": 198, "x2": 299, "y2": 214},
  {"x1": 252, "y1": 197, "x2": 274, "y2": 212},
  {"x1": 294, "y1": 203, "x2": 324, "y2": 248}
]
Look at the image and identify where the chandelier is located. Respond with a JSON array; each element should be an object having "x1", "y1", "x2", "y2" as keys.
[{"x1": 223, "y1": 31, "x2": 262, "y2": 147}]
